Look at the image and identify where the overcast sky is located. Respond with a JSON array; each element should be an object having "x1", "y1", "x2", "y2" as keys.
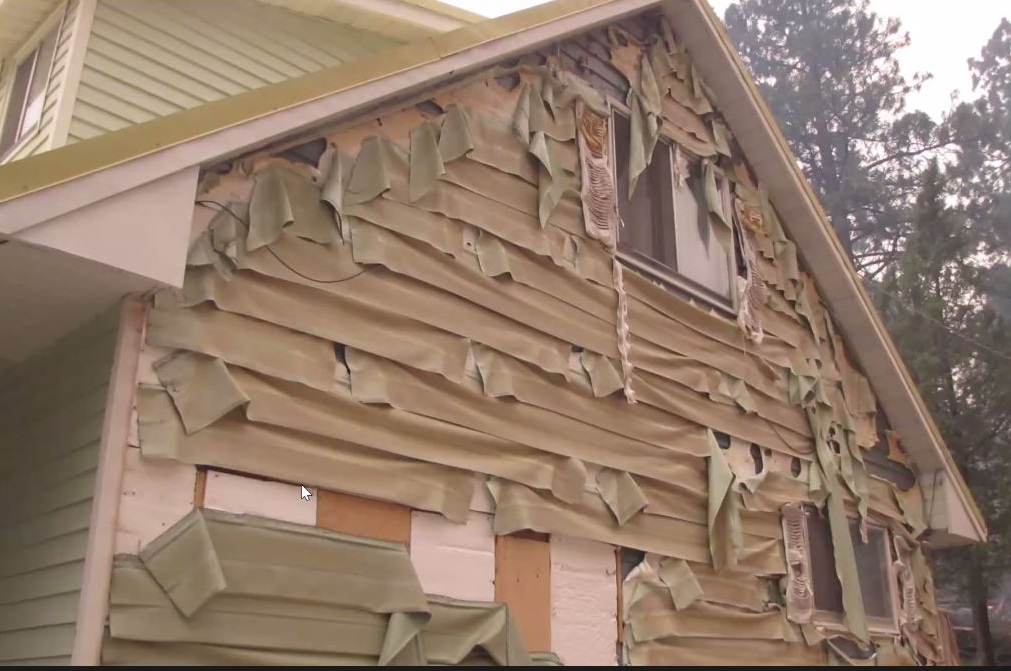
[{"x1": 442, "y1": 0, "x2": 1010, "y2": 120}]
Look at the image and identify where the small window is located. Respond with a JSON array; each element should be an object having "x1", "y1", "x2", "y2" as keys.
[
  {"x1": 0, "y1": 25, "x2": 60, "y2": 157},
  {"x1": 804, "y1": 508, "x2": 897, "y2": 631},
  {"x1": 610, "y1": 109, "x2": 735, "y2": 308}
]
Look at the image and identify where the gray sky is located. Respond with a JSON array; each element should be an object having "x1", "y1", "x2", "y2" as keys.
[{"x1": 441, "y1": 0, "x2": 1010, "y2": 120}]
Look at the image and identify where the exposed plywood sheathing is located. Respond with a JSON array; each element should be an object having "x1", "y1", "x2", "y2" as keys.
[
  {"x1": 495, "y1": 533, "x2": 552, "y2": 652},
  {"x1": 316, "y1": 489, "x2": 412, "y2": 545}
]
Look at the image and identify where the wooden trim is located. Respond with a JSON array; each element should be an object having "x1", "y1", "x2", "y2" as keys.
[
  {"x1": 48, "y1": 0, "x2": 96, "y2": 150},
  {"x1": 314, "y1": 489, "x2": 411, "y2": 545},
  {"x1": 614, "y1": 547, "x2": 624, "y2": 657},
  {"x1": 192, "y1": 468, "x2": 207, "y2": 508},
  {"x1": 494, "y1": 533, "x2": 552, "y2": 652},
  {"x1": 70, "y1": 295, "x2": 148, "y2": 665}
]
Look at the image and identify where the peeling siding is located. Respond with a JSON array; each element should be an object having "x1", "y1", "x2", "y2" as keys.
[
  {"x1": 0, "y1": 307, "x2": 118, "y2": 664},
  {"x1": 0, "y1": 1, "x2": 77, "y2": 164},
  {"x1": 117, "y1": 8, "x2": 939, "y2": 666},
  {"x1": 66, "y1": 0, "x2": 402, "y2": 144}
]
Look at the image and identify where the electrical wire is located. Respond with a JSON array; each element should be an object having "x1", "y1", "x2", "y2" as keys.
[{"x1": 194, "y1": 200, "x2": 370, "y2": 285}]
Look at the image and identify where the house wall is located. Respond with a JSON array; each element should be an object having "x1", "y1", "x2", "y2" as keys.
[
  {"x1": 104, "y1": 8, "x2": 943, "y2": 667},
  {"x1": 66, "y1": 0, "x2": 402, "y2": 145},
  {"x1": 0, "y1": 1, "x2": 79, "y2": 164},
  {"x1": 0, "y1": 306, "x2": 120, "y2": 664}
]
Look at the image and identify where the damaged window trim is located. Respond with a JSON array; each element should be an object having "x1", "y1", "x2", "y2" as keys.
[
  {"x1": 606, "y1": 98, "x2": 738, "y2": 316},
  {"x1": 805, "y1": 508, "x2": 902, "y2": 637}
]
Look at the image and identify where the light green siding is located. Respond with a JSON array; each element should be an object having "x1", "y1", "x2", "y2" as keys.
[
  {"x1": 0, "y1": 1, "x2": 79, "y2": 164},
  {"x1": 0, "y1": 306, "x2": 120, "y2": 665},
  {"x1": 67, "y1": 0, "x2": 402, "y2": 144}
]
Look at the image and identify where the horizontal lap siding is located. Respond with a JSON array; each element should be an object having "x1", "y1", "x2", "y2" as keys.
[
  {"x1": 0, "y1": 1, "x2": 77, "y2": 164},
  {"x1": 123, "y1": 9, "x2": 928, "y2": 666},
  {"x1": 0, "y1": 307, "x2": 120, "y2": 664},
  {"x1": 66, "y1": 0, "x2": 400, "y2": 144}
]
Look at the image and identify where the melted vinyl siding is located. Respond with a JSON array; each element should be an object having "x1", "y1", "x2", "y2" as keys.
[
  {"x1": 0, "y1": 1, "x2": 77, "y2": 164},
  {"x1": 66, "y1": 0, "x2": 401, "y2": 144},
  {"x1": 0, "y1": 307, "x2": 120, "y2": 664}
]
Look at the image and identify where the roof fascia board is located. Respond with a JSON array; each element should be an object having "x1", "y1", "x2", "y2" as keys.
[
  {"x1": 666, "y1": 0, "x2": 985, "y2": 541},
  {"x1": 0, "y1": 0, "x2": 659, "y2": 234}
]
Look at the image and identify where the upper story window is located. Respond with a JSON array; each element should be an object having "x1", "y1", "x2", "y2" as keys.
[
  {"x1": 802, "y1": 507, "x2": 899, "y2": 633},
  {"x1": 0, "y1": 25, "x2": 60, "y2": 158},
  {"x1": 610, "y1": 108, "x2": 736, "y2": 310}
]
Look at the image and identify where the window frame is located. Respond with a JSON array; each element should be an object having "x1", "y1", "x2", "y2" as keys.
[
  {"x1": 607, "y1": 98, "x2": 739, "y2": 315},
  {"x1": 0, "y1": 6, "x2": 65, "y2": 161},
  {"x1": 806, "y1": 510, "x2": 902, "y2": 636}
]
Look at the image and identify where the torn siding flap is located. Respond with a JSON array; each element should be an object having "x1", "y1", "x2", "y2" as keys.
[
  {"x1": 345, "y1": 136, "x2": 394, "y2": 207},
  {"x1": 657, "y1": 558, "x2": 703, "y2": 611},
  {"x1": 438, "y1": 104, "x2": 475, "y2": 163},
  {"x1": 706, "y1": 430, "x2": 743, "y2": 570},
  {"x1": 596, "y1": 468, "x2": 648, "y2": 526},
  {"x1": 153, "y1": 352, "x2": 249, "y2": 435},
  {"x1": 246, "y1": 167, "x2": 293, "y2": 252},
  {"x1": 422, "y1": 597, "x2": 531, "y2": 665},
  {"x1": 409, "y1": 121, "x2": 445, "y2": 203}
]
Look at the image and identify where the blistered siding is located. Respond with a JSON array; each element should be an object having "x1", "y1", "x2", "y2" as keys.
[{"x1": 0, "y1": 307, "x2": 119, "y2": 664}]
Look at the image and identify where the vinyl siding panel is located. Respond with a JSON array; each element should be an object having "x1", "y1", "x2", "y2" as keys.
[
  {"x1": 67, "y1": 0, "x2": 401, "y2": 144},
  {"x1": 0, "y1": 1, "x2": 77, "y2": 164},
  {"x1": 0, "y1": 308, "x2": 120, "y2": 664}
]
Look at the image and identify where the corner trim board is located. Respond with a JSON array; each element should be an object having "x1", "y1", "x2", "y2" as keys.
[{"x1": 70, "y1": 296, "x2": 148, "y2": 665}]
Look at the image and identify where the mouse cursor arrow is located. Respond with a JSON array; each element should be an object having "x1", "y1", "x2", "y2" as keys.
[{"x1": 300, "y1": 486, "x2": 312, "y2": 501}]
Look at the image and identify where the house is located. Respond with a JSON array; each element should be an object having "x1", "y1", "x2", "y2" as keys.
[
  {"x1": 0, "y1": 0, "x2": 478, "y2": 164},
  {"x1": 0, "y1": 0, "x2": 984, "y2": 665}
]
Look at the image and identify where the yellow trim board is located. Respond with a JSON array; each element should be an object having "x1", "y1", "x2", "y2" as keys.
[{"x1": 0, "y1": 0, "x2": 620, "y2": 205}]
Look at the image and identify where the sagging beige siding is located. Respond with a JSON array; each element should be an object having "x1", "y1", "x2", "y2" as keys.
[
  {"x1": 111, "y1": 9, "x2": 939, "y2": 667},
  {"x1": 66, "y1": 0, "x2": 402, "y2": 144},
  {"x1": 0, "y1": 307, "x2": 120, "y2": 664},
  {"x1": 0, "y1": 1, "x2": 78, "y2": 164}
]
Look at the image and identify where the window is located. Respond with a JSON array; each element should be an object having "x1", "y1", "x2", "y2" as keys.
[
  {"x1": 804, "y1": 507, "x2": 898, "y2": 632},
  {"x1": 610, "y1": 109, "x2": 735, "y2": 308},
  {"x1": 0, "y1": 25, "x2": 60, "y2": 157}
]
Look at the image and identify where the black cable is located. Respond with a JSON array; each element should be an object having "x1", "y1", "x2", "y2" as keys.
[{"x1": 194, "y1": 199, "x2": 370, "y2": 285}]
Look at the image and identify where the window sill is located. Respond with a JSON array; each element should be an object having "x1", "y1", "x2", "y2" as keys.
[
  {"x1": 813, "y1": 611, "x2": 900, "y2": 638},
  {"x1": 616, "y1": 251, "x2": 738, "y2": 318}
]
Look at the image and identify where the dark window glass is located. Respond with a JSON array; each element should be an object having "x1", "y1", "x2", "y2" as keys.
[{"x1": 613, "y1": 112, "x2": 676, "y2": 269}]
